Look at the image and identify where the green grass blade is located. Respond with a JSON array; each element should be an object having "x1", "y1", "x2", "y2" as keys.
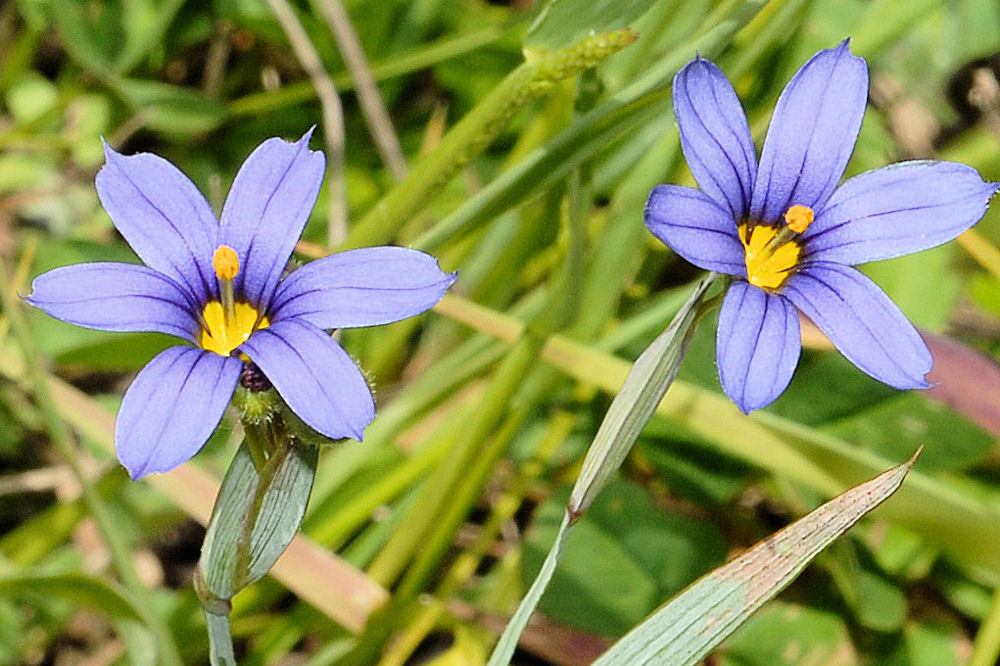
[{"x1": 593, "y1": 451, "x2": 919, "y2": 665}]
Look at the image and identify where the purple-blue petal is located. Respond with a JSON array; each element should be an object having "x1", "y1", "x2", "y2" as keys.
[
  {"x1": 645, "y1": 184, "x2": 745, "y2": 276},
  {"x1": 239, "y1": 319, "x2": 374, "y2": 441},
  {"x1": 218, "y1": 130, "x2": 325, "y2": 309},
  {"x1": 115, "y1": 346, "x2": 241, "y2": 478},
  {"x1": 782, "y1": 262, "x2": 932, "y2": 389},
  {"x1": 25, "y1": 262, "x2": 199, "y2": 342},
  {"x1": 673, "y1": 56, "x2": 757, "y2": 219},
  {"x1": 96, "y1": 143, "x2": 219, "y2": 304},
  {"x1": 750, "y1": 40, "x2": 868, "y2": 222},
  {"x1": 716, "y1": 281, "x2": 801, "y2": 413},
  {"x1": 805, "y1": 161, "x2": 998, "y2": 263},
  {"x1": 270, "y1": 247, "x2": 456, "y2": 329}
]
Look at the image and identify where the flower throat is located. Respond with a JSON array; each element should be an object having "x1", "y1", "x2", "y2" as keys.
[
  {"x1": 200, "y1": 245, "x2": 269, "y2": 356},
  {"x1": 740, "y1": 204, "x2": 814, "y2": 291}
]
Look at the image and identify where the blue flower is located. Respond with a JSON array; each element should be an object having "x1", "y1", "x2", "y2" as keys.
[
  {"x1": 644, "y1": 41, "x2": 997, "y2": 413},
  {"x1": 27, "y1": 130, "x2": 456, "y2": 477}
]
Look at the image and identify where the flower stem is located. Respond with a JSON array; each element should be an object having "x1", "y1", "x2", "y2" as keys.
[
  {"x1": 971, "y1": 585, "x2": 1000, "y2": 666},
  {"x1": 203, "y1": 609, "x2": 237, "y2": 666}
]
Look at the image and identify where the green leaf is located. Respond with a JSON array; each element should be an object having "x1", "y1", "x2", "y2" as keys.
[
  {"x1": 0, "y1": 572, "x2": 143, "y2": 621},
  {"x1": 592, "y1": 452, "x2": 917, "y2": 665},
  {"x1": 487, "y1": 275, "x2": 714, "y2": 665},
  {"x1": 523, "y1": 480, "x2": 726, "y2": 636},
  {"x1": 116, "y1": 79, "x2": 227, "y2": 137},
  {"x1": 825, "y1": 393, "x2": 993, "y2": 472},
  {"x1": 886, "y1": 620, "x2": 969, "y2": 666},
  {"x1": 198, "y1": 439, "x2": 318, "y2": 601},
  {"x1": 719, "y1": 601, "x2": 857, "y2": 666},
  {"x1": 569, "y1": 274, "x2": 715, "y2": 515},
  {"x1": 524, "y1": 0, "x2": 656, "y2": 55}
]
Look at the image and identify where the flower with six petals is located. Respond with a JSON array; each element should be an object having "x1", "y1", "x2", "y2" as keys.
[
  {"x1": 645, "y1": 41, "x2": 997, "y2": 413},
  {"x1": 28, "y1": 130, "x2": 456, "y2": 478}
]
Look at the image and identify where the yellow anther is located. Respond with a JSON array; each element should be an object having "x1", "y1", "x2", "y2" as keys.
[
  {"x1": 740, "y1": 223, "x2": 802, "y2": 292},
  {"x1": 200, "y1": 302, "x2": 269, "y2": 357},
  {"x1": 213, "y1": 245, "x2": 240, "y2": 280},
  {"x1": 783, "y1": 204, "x2": 814, "y2": 234}
]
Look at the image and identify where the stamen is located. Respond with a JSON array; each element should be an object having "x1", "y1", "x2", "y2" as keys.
[
  {"x1": 213, "y1": 245, "x2": 240, "y2": 280},
  {"x1": 740, "y1": 222, "x2": 804, "y2": 291},
  {"x1": 784, "y1": 204, "x2": 814, "y2": 234},
  {"x1": 213, "y1": 246, "x2": 239, "y2": 328},
  {"x1": 761, "y1": 204, "x2": 815, "y2": 256}
]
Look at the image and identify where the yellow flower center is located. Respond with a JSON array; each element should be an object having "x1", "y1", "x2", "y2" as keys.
[
  {"x1": 740, "y1": 204, "x2": 814, "y2": 291},
  {"x1": 199, "y1": 244, "x2": 269, "y2": 356},
  {"x1": 200, "y1": 301, "x2": 269, "y2": 356}
]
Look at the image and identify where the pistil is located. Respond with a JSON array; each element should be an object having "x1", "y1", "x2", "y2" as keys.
[
  {"x1": 740, "y1": 204, "x2": 814, "y2": 291},
  {"x1": 213, "y1": 245, "x2": 240, "y2": 329}
]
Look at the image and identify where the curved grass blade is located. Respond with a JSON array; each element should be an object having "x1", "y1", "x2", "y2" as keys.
[
  {"x1": 486, "y1": 275, "x2": 714, "y2": 666},
  {"x1": 592, "y1": 450, "x2": 920, "y2": 665}
]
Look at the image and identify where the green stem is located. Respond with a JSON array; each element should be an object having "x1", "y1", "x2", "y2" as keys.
[
  {"x1": 971, "y1": 585, "x2": 1000, "y2": 666},
  {"x1": 343, "y1": 28, "x2": 637, "y2": 249},
  {"x1": 204, "y1": 609, "x2": 237, "y2": 666},
  {"x1": 0, "y1": 259, "x2": 183, "y2": 666}
]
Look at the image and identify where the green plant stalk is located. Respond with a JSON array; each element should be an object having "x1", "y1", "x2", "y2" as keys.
[
  {"x1": 343, "y1": 28, "x2": 637, "y2": 249},
  {"x1": 356, "y1": 165, "x2": 590, "y2": 660},
  {"x1": 394, "y1": 402, "x2": 530, "y2": 602},
  {"x1": 411, "y1": 0, "x2": 769, "y2": 253},
  {"x1": 306, "y1": 421, "x2": 455, "y2": 548},
  {"x1": 382, "y1": 405, "x2": 579, "y2": 666},
  {"x1": 243, "y1": 419, "x2": 270, "y2": 473},
  {"x1": 228, "y1": 24, "x2": 510, "y2": 116},
  {"x1": 365, "y1": 335, "x2": 545, "y2": 587},
  {"x1": 0, "y1": 260, "x2": 183, "y2": 666},
  {"x1": 204, "y1": 609, "x2": 237, "y2": 666},
  {"x1": 486, "y1": 513, "x2": 574, "y2": 666},
  {"x1": 970, "y1": 585, "x2": 1000, "y2": 666},
  {"x1": 344, "y1": 349, "x2": 541, "y2": 666}
]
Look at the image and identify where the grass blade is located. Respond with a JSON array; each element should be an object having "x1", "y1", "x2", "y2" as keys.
[{"x1": 593, "y1": 450, "x2": 920, "y2": 665}]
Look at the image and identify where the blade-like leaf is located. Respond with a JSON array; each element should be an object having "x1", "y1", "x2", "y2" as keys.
[
  {"x1": 487, "y1": 276, "x2": 713, "y2": 665},
  {"x1": 198, "y1": 439, "x2": 318, "y2": 600},
  {"x1": 593, "y1": 450, "x2": 919, "y2": 665},
  {"x1": 569, "y1": 273, "x2": 714, "y2": 515}
]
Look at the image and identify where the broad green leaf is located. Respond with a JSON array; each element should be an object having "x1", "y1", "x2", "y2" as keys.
[
  {"x1": 886, "y1": 620, "x2": 969, "y2": 666},
  {"x1": 719, "y1": 601, "x2": 857, "y2": 666},
  {"x1": 864, "y1": 245, "x2": 960, "y2": 331},
  {"x1": 116, "y1": 79, "x2": 227, "y2": 137},
  {"x1": 0, "y1": 572, "x2": 143, "y2": 621},
  {"x1": 523, "y1": 480, "x2": 726, "y2": 635},
  {"x1": 49, "y1": 0, "x2": 120, "y2": 76},
  {"x1": 592, "y1": 453, "x2": 916, "y2": 665},
  {"x1": 825, "y1": 393, "x2": 993, "y2": 472},
  {"x1": 6, "y1": 74, "x2": 58, "y2": 123}
]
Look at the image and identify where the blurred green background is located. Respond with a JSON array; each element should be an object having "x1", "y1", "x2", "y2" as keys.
[{"x1": 3, "y1": 0, "x2": 1000, "y2": 664}]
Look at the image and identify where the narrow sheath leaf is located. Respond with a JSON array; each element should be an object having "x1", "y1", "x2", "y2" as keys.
[
  {"x1": 593, "y1": 450, "x2": 919, "y2": 666},
  {"x1": 568, "y1": 273, "x2": 715, "y2": 515},
  {"x1": 198, "y1": 439, "x2": 318, "y2": 600}
]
